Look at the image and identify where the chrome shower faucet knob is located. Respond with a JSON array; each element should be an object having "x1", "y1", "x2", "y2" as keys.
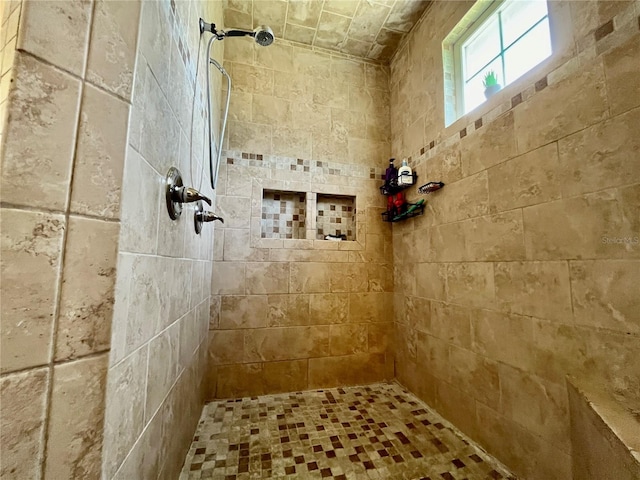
[{"x1": 165, "y1": 167, "x2": 212, "y2": 220}]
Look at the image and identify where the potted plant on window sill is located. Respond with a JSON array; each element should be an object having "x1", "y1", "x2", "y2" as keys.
[{"x1": 483, "y1": 70, "x2": 501, "y2": 99}]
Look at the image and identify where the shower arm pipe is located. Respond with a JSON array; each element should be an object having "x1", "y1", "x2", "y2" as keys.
[{"x1": 205, "y1": 34, "x2": 231, "y2": 191}]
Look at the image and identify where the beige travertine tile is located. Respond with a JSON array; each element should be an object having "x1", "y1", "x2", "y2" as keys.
[
  {"x1": 231, "y1": 63, "x2": 275, "y2": 95},
  {"x1": 146, "y1": 322, "x2": 180, "y2": 422},
  {"x1": 87, "y1": 0, "x2": 141, "y2": 99},
  {"x1": 349, "y1": 292, "x2": 393, "y2": 323},
  {"x1": 570, "y1": 260, "x2": 640, "y2": 333},
  {"x1": 252, "y1": 93, "x2": 291, "y2": 125},
  {"x1": 137, "y1": 1, "x2": 171, "y2": 91},
  {"x1": 330, "y1": 323, "x2": 368, "y2": 355},
  {"x1": 228, "y1": 120, "x2": 273, "y2": 154},
  {"x1": 475, "y1": 403, "x2": 571, "y2": 480},
  {"x1": 488, "y1": 143, "x2": 562, "y2": 212},
  {"x1": 603, "y1": 32, "x2": 640, "y2": 116},
  {"x1": 315, "y1": 11, "x2": 351, "y2": 50},
  {"x1": 0, "y1": 367, "x2": 48, "y2": 480},
  {"x1": 348, "y1": 1, "x2": 390, "y2": 43},
  {"x1": 557, "y1": 107, "x2": 640, "y2": 198},
  {"x1": 341, "y1": 37, "x2": 371, "y2": 57},
  {"x1": 138, "y1": 69, "x2": 180, "y2": 175},
  {"x1": 18, "y1": 0, "x2": 91, "y2": 76},
  {"x1": 223, "y1": 228, "x2": 268, "y2": 260},
  {"x1": 212, "y1": 262, "x2": 245, "y2": 294},
  {"x1": 224, "y1": 7, "x2": 253, "y2": 30},
  {"x1": 245, "y1": 326, "x2": 330, "y2": 362},
  {"x1": 366, "y1": 262, "x2": 393, "y2": 292},
  {"x1": 216, "y1": 196, "x2": 252, "y2": 229},
  {"x1": 102, "y1": 346, "x2": 148, "y2": 479},
  {"x1": 309, "y1": 292, "x2": 349, "y2": 324},
  {"x1": 287, "y1": 0, "x2": 323, "y2": 28},
  {"x1": 424, "y1": 144, "x2": 463, "y2": 188},
  {"x1": 430, "y1": 171, "x2": 489, "y2": 224},
  {"x1": 471, "y1": 310, "x2": 536, "y2": 373},
  {"x1": 460, "y1": 111, "x2": 517, "y2": 176},
  {"x1": 429, "y1": 222, "x2": 466, "y2": 263},
  {"x1": 223, "y1": 38, "x2": 255, "y2": 65},
  {"x1": 245, "y1": 262, "x2": 290, "y2": 294},
  {"x1": 445, "y1": 262, "x2": 495, "y2": 309},
  {"x1": 323, "y1": 0, "x2": 358, "y2": 17},
  {"x1": 429, "y1": 301, "x2": 472, "y2": 349},
  {"x1": 208, "y1": 329, "x2": 245, "y2": 365},
  {"x1": 220, "y1": 295, "x2": 268, "y2": 329},
  {"x1": 216, "y1": 362, "x2": 265, "y2": 398},
  {"x1": 368, "y1": 322, "x2": 391, "y2": 354},
  {"x1": 290, "y1": 262, "x2": 332, "y2": 293},
  {"x1": 448, "y1": 346, "x2": 500, "y2": 410},
  {"x1": 283, "y1": 22, "x2": 316, "y2": 43},
  {"x1": 415, "y1": 263, "x2": 447, "y2": 301},
  {"x1": 308, "y1": 353, "x2": 388, "y2": 388},
  {"x1": 513, "y1": 59, "x2": 608, "y2": 154},
  {"x1": 45, "y1": 354, "x2": 108, "y2": 480},
  {"x1": 1, "y1": 52, "x2": 81, "y2": 211},
  {"x1": 267, "y1": 294, "x2": 309, "y2": 327},
  {"x1": 523, "y1": 186, "x2": 640, "y2": 260},
  {"x1": 463, "y1": 210, "x2": 526, "y2": 261},
  {"x1": 494, "y1": 261, "x2": 572, "y2": 322},
  {"x1": 111, "y1": 406, "x2": 162, "y2": 480},
  {"x1": 0, "y1": 209, "x2": 64, "y2": 373},
  {"x1": 405, "y1": 295, "x2": 431, "y2": 333},
  {"x1": 56, "y1": 216, "x2": 118, "y2": 361},
  {"x1": 262, "y1": 359, "x2": 309, "y2": 393},
  {"x1": 497, "y1": 363, "x2": 569, "y2": 452},
  {"x1": 70, "y1": 83, "x2": 129, "y2": 219},
  {"x1": 252, "y1": 0, "x2": 287, "y2": 37},
  {"x1": 255, "y1": 41, "x2": 293, "y2": 72},
  {"x1": 291, "y1": 101, "x2": 331, "y2": 135},
  {"x1": 432, "y1": 377, "x2": 478, "y2": 438}
]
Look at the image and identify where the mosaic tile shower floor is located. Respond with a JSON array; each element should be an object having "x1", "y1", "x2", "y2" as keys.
[{"x1": 180, "y1": 383, "x2": 516, "y2": 480}]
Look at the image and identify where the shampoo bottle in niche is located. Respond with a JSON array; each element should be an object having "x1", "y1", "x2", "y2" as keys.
[
  {"x1": 397, "y1": 158, "x2": 413, "y2": 186},
  {"x1": 385, "y1": 158, "x2": 397, "y2": 187}
]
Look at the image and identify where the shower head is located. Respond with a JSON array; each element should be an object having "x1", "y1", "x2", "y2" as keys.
[
  {"x1": 199, "y1": 18, "x2": 275, "y2": 46},
  {"x1": 253, "y1": 25, "x2": 274, "y2": 46},
  {"x1": 224, "y1": 26, "x2": 274, "y2": 46}
]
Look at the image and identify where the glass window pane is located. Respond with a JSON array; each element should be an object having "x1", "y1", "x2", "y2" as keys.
[
  {"x1": 464, "y1": 57, "x2": 502, "y2": 114},
  {"x1": 504, "y1": 19, "x2": 551, "y2": 84},
  {"x1": 463, "y1": 16, "x2": 500, "y2": 80},
  {"x1": 501, "y1": 0, "x2": 548, "y2": 47}
]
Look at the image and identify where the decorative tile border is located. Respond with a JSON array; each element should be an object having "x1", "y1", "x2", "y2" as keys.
[{"x1": 223, "y1": 151, "x2": 387, "y2": 181}]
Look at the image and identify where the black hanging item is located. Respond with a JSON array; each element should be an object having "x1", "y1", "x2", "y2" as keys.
[{"x1": 418, "y1": 181, "x2": 445, "y2": 194}]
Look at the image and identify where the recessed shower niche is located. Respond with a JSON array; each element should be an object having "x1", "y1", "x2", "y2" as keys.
[
  {"x1": 316, "y1": 194, "x2": 356, "y2": 241},
  {"x1": 261, "y1": 190, "x2": 306, "y2": 239}
]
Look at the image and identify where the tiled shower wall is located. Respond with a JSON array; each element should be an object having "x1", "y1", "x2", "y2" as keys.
[
  {"x1": 101, "y1": 1, "x2": 223, "y2": 479},
  {"x1": 390, "y1": 1, "x2": 640, "y2": 479},
  {"x1": 0, "y1": 0, "x2": 137, "y2": 478},
  {"x1": 208, "y1": 39, "x2": 395, "y2": 398},
  {"x1": 0, "y1": 0, "x2": 21, "y2": 144}
]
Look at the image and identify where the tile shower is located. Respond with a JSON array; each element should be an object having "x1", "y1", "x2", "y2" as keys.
[{"x1": 0, "y1": 1, "x2": 638, "y2": 480}]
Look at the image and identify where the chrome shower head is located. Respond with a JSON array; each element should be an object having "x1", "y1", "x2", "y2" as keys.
[{"x1": 253, "y1": 25, "x2": 274, "y2": 46}]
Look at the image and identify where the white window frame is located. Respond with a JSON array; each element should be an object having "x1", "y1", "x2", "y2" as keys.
[{"x1": 452, "y1": 0, "x2": 551, "y2": 117}]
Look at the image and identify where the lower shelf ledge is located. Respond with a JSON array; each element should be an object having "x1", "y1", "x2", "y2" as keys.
[{"x1": 381, "y1": 202, "x2": 425, "y2": 222}]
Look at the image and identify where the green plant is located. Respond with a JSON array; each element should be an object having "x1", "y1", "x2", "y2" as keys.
[{"x1": 483, "y1": 70, "x2": 498, "y2": 87}]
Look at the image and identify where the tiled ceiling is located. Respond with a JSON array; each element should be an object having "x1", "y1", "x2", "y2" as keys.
[{"x1": 222, "y1": 0, "x2": 433, "y2": 63}]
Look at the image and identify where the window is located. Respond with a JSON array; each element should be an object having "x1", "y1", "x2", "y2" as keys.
[{"x1": 444, "y1": 0, "x2": 552, "y2": 124}]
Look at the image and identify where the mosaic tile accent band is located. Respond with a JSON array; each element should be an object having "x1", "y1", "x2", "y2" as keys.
[
  {"x1": 180, "y1": 383, "x2": 516, "y2": 480},
  {"x1": 316, "y1": 195, "x2": 356, "y2": 241}
]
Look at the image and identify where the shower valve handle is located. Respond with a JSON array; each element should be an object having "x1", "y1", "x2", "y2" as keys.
[
  {"x1": 196, "y1": 211, "x2": 224, "y2": 224},
  {"x1": 173, "y1": 186, "x2": 211, "y2": 206}
]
